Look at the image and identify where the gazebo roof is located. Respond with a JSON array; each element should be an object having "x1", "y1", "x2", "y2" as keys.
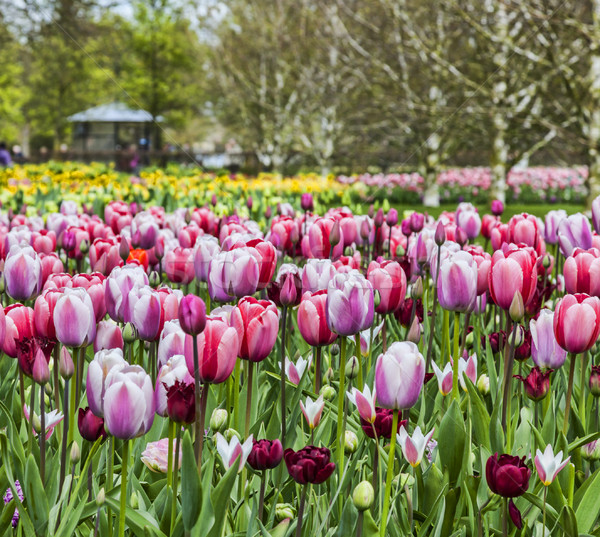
[{"x1": 68, "y1": 102, "x2": 163, "y2": 123}]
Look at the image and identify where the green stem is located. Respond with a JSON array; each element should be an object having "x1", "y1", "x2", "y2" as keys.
[
  {"x1": 296, "y1": 484, "x2": 308, "y2": 537},
  {"x1": 40, "y1": 383, "x2": 46, "y2": 484},
  {"x1": 314, "y1": 346, "x2": 322, "y2": 394},
  {"x1": 107, "y1": 437, "x2": 114, "y2": 537},
  {"x1": 563, "y1": 353, "x2": 577, "y2": 435},
  {"x1": 119, "y1": 440, "x2": 129, "y2": 537},
  {"x1": 542, "y1": 486, "x2": 547, "y2": 534},
  {"x1": 581, "y1": 352, "x2": 588, "y2": 432},
  {"x1": 502, "y1": 498, "x2": 508, "y2": 537},
  {"x1": 167, "y1": 421, "x2": 175, "y2": 492},
  {"x1": 379, "y1": 408, "x2": 399, "y2": 537},
  {"x1": 198, "y1": 382, "x2": 209, "y2": 476},
  {"x1": 337, "y1": 337, "x2": 348, "y2": 479},
  {"x1": 170, "y1": 427, "x2": 182, "y2": 534},
  {"x1": 59, "y1": 379, "x2": 69, "y2": 494},
  {"x1": 355, "y1": 333, "x2": 363, "y2": 389},
  {"x1": 441, "y1": 309, "x2": 450, "y2": 362},
  {"x1": 451, "y1": 312, "x2": 461, "y2": 400},
  {"x1": 281, "y1": 305, "x2": 288, "y2": 447}
]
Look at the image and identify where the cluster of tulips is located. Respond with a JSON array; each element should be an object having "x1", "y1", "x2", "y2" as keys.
[{"x1": 3, "y1": 191, "x2": 600, "y2": 537}]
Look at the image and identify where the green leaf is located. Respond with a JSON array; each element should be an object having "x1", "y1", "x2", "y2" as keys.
[
  {"x1": 333, "y1": 498, "x2": 357, "y2": 537},
  {"x1": 465, "y1": 378, "x2": 490, "y2": 451},
  {"x1": 104, "y1": 496, "x2": 167, "y2": 537},
  {"x1": 362, "y1": 509, "x2": 379, "y2": 537},
  {"x1": 24, "y1": 454, "x2": 48, "y2": 535},
  {"x1": 438, "y1": 400, "x2": 466, "y2": 485},
  {"x1": 575, "y1": 464, "x2": 600, "y2": 532},
  {"x1": 206, "y1": 463, "x2": 239, "y2": 537},
  {"x1": 560, "y1": 505, "x2": 578, "y2": 537},
  {"x1": 181, "y1": 432, "x2": 202, "y2": 531}
]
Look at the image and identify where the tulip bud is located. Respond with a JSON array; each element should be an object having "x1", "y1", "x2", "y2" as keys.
[
  {"x1": 509, "y1": 291, "x2": 525, "y2": 322},
  {"x1": 290, "y1": 225, "x2": 300, "y2": 245},
  {"x1": 374, "y1": 208, "x2": 384, "y2": 228},
  {"x1": 330, "y1": 344, "x2": 340, "y2": 357},
  {"x1": 130, "y1": 492, "x2": 139, "y2": 509},
  {"x1": 0, "y1": 277, "x2": 4, "y2": 294},
  {"x1": 360, "y1": 219, "x2": 371, "y2": 240},
  {"x1": 542, "y1": 254, "x2": 551, "y2": 269},
  {"x1": 491, "y1": 199, "x2": 504, "y2": 216},
  {"x1": 96, "y1": 488, "x2": 105, "y2": 507},
  {"x1": 344, "y1": 246, "x2": 354, "y2": 257},
  {"x1": 465, "y1": 332, "x2": 474, "y2": 348},
  {"x1": 279, "y1": 274, "x2": 298, "y2": 307},
  {"x1": 581, "y1": 440, "x2": 600, "y2": 461},
  {"x1": 455, "y1": 227, "x2": 468, "y2": 247},
  {"x1": 224, "y1": 428, "x2": 241, "y2": 442},
  {"x1": 80, "y1": 239, "x2": 89, "y2": 254},
  {"x1": 265, "y1": 206, "x2": 272, "y2": 219},
  {"x1": 123, "y1": 322, "x2": 136, "y2": 344},
  {"x1": 395, "y1": 245, "x2": 405, "y2": 258},
  {"x1": 368, "y1": 205, "x2": 375, "y2": 219},
  {"x1": 32, "y1": 412, "x2": 42, "y2": 434},
  {"x1": 373, "y1": 289, "x2": 381, "y2": 309},
  {"x1": 301, "y1": 193, "x2": 314, "y2": 212},
  {"x1": 178, "y1": 294, "x2": 207, "y2": 336},
  {"x1": 320, "y1": 385, "x2": 336, "y2": 401},
  {"x1": 352, "y1": 481, "x2": 375, "y2": 511},
  {"x1": 119, "y1": 237, "x2": 130, "y2": 263},
  {"x1": 345, "y1": 355, "x2": 359, "y2": 379},
  {"x1": 510, "y1": 325, "x2": 525, "y2": 347},
  {"x1": 211, "y1": 194, "x2": 217, "y2": 207},
  {"x1": 411, "y1": 277, "x2": 423, "y2": 300},
  {"x1": 344, "y1": 430, "x2": 358, "y2": 454},
  {"x1": 386, "y1": 209, "x2": 399, "y2": 227},
  {"x1": 70, "y1": 442, "x2": 81, "y2": 464},
  {"x1": 149, "y1": 270, "x2": 160, "y2": 288},
  {"x1": 477, "y1": 374, "x2": 490, "y2": 395},
  {"x1": 45, "y1": 383, "x2": 53, "y2": 397},
  {"x1": 59, "y1": 347, "x2": 75, "y2": 379},
  {"x1": 210, "y1": 408, "x2": 228, "y2": 432},
  {"x1": 246, "y1": 196, "x2": 253, "y2": 210},
  {"x1": 275, "y1": 503, "x2": 295, "y2": 522},
  {"x1": 32, "y1": 349, "x2": 50, "y2": 385},
  {"x1": 435, "y1": 221, "x2": 446, "y2": 246},
  {"x1": 406, "y1": 317, "x2": 421, "y2": 344},
  {"x1": 323, "y1": 367, "x2": 334, "y2": 384},
  {"x1": 329, "y1": 221, "x2": 341, "y2": 247},
  {"x1": 395, "y1": 473, "x2": 415, "y2": 488},
  {"x1": 589, "y1": 366, "x2": 600, "y2": 397}
]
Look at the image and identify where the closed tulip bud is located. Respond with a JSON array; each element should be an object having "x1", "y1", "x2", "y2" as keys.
[
  {"x1": 386, "y1": 209, "x2": 399, "y2": 227},
  {"x1": 301, "y1": 193, "x2": 314, "y2": 212},
  {"x1": 329, "y1": 221, "x2": 341, "y2": 247},
  {"x1": 360, "y1": 219, "x2": 371, "y2": 240},
  {"x1": 510, "y1": 325, "x2": 525, "y2": 347},
  {"x1": 96, "y1": 488, "x2": 105, "y2": 507},
  {"x1": 589, "y1": 365, "x2": 600, "y2": 397},
  {"x1": 406, "y1": 317, "x2": 421, "y2": 344},
  {"x1": 344, "y1": 430, "x2": 358, "y2": 454},
  {"x1": 224, "y1": 428, "x2": 241, "y2": 443},
  {"x1": 373, "y1": 289, "x2": 381, "y2": 309},
  {"x1": 211, "y1": 194, "x2": 217, "y2": 207},
  {"x1": 70, "y1": 442, "x2": 81, "y2": 464},
  {"x1": 395, "y1": 245, "x2": 405, "y2": 257},
  {"x1": 374, "y1": 208, "x2": 384, "y2": 228},
  {"x1": 465, "y1": 332, "x2": 474, "y2": 347},
  {"x1": 344, "y1": 246, "x2": 354, "y2": 257},
  {"x1": 130, "y1": 492, "x2": 139, "y2": 509},
  {"x1": 542, "y1": 254, "x2": 551, "y2": 269},
  {"x1": 411, "y1": 277, "x2": 423, "y2": 300},
  {"x1": 45, "y1": 383, "x2": 53, "y2": 397},
  {"x1": 435, "y1": 221, "x2": 446, "y2": 246},
  {"x1": 149, "y1": 271, "x2": 160, "y2": 288},
  {"x1": 280, "y1": 274, "x2": 298, "y2": 307},
  {"x1": 80, "y1": 239, "x2": 89, "y2": 254},
  {"x1": 509, "y1": 292, "x2": 525, "y2": 322},
  {"x1": 477, "y1": 374, "x2": 490, "y2": 395},
  {"x1": 455, "y1": 227, "x2": 468, "y2": 247},
  {"x1": 324, "y1": 366, "x2": 334, "y2": 383},
  {"x1": 320, "y1": 385, "x2": 336, "y2": 401},
  {"x1": 32, "y1": 348, "x2": 50, "y2": 385},
  {"x1": 491, "y1": 199, "x2": 504, "y2": 216},
  {"x1": 345, "y1": 355, "x2": 359, "y2": 379},
  {"x1": 275, "y1": 504, "x2": 295, "y2": 522},
  {"x1": 352, "y1": 481, "x2": 375, "y2": 511},
  {"x1": 178, "y1": 294, "x2": 207, "y2": 336},
  {"x1": 331, "y1": 344, "x2": 340, "y2": 356},
  {"x1": 119, "y1": 237, "x2": 130, "y2": 262},
  {"x1": 246, "y1": 196, "x2": 253, "y2": 210},
  {"x1": 265, "y1": 206, "x2": 272, "y2": 219},
  {"x1": 581, "y1": 440, "x2": 600, "y2": 461},
  {"x1": 123, "y1": 322, "x2": 136, "y2": 343},
  {"x1": 210, "y1": 408, "x2": 228, "y2": 432}
]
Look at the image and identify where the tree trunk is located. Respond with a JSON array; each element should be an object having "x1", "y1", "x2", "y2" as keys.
[
  {"x1": 422, "y1": 132, "x2": 441, "y2": 207},
  {"x1": 490, "y1": 112, "x2": 508, "y2": 204},
  {"x1": 587, "y1": 0, "x2": 600, "y2": 207}
]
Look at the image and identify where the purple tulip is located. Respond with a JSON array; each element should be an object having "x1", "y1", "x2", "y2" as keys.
[
  {"x1": 558, "y1": 213, "x2": 593, "y2": 257},
  {"x1": 178, "y1": 294, "x2": 207, "y2": 336},
  {"x1": 593, "y1": 196, "x2": 600, "y2": 235},
  {"x1": 302, "y1": 259, "x2": 337, "y2": 293},
  {"x1": 455, "y1": 203, "x2": 481, "y2": 239},
  {"x1": 4, "y1": 245, "x2": 42, "y2": 301},
  {"x1": 128, "y1": 286, "x2": 162, "y2": 341},
  {"x1": 86, "y1": 348, "x2": 127, "y2": 417},
  {"x1": 544, "y1": 209, "x2": 567, "y2": 245},
  {"x1": 326, "y1": 272, "x2": 374, "y2": 336},
  {"x1": 157, "y1": 320, "x2": 186, "y2": 368},
  {"x1": 193, "y1": 235, "x2": 220, "y2": 283},
  {"x1": 208, "y1": 248, "x2": 259, "y2": 302},
  {"x1": 103, "y1": 364, "x2": 155, "y2": 439},
  {"x1": 491, "y1": 200, "x2": 504, "y2": 216},
  {"x1": 53, "y1": 288, "x2": 97, "y2": 348},
  {"x1": 530, "y1": 309, "x2": 567, "y2": 369},
  {"x1": 130, "y1": 211, "x2": 159, "y2": 250},
  {"x1": 105, "y1": 265, "x2": 149, "y2": 323},
  {"x1": 154, "y1": 354, "x2": 194, "y2": 417},
  {"x1": 437, "y1": 251, "x2": 478, "y2": 313},
  {"x1": 301, "y1": 193, "x2": 314, "y2": 212},
  {"x1": 375, "y1": 341, "x2": 425, "y2": 409}
]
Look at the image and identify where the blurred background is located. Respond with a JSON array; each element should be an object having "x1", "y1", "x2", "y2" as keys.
[{"x1": 0, "y1": 0, "x2": 599, "y2": 200}]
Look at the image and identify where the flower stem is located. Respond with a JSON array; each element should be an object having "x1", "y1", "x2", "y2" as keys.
[
  {"x1": 40, "y1": 383, "x2": 46, "y2": 484},
  {"x1": 167, "y1": 420, "x2": 175, "y2": 491},
  {"x1": 59, "y1": 379, "x2": 69, "y2": 494},
  {"x1": 451, "y1": 312, "x2": 461, "y2": 400},
  {"x1": 314, "y1": 346, "x2": 322, "y2": 393},
  {"x1": 542, "y1": 486, "x2": 547, "y2": 534},
  {"x1": 119, "y1": 440, "x2": 129, "y2": 537},
  {"x1": 563, "y1": 353, "x2": 577, "y2": 434},
  {"x1": 580, "y1": 352, "x2": 588, "y2": 432},
  {"x1": 296, "y1": 484, "x2": 308, "y2": 537},
  {"x1": 502, "y1": 498, "x2": 508, "y2": 537},
  {"x1": 441, "y1": 309, "x2": 450, "y2": 362},
  {"x1": 380, "y1": 408, "x2": 399, "y2": 537},
  {"x1": 170, "y1": 427, "x2": 182, "y2": 535},
  {"x1": 198, "y1": 382, "x2": 209, "y2": 477},
  {"x1": 107, "y1": 437, "x2": 114, "y2": 537},
  {"x1": 280, "y1": 305, "x2": 288, "y2": 446},
  {"x1": 337, "y1": 336, "x2": 347, "y2": 479},
  {"x1": 355, "y1": 333, "x2": 363, "y2": 388},
  {"x1": 192, "y1": 334, "x2": 202, "y2": 463},
  {"x1": 258, "y1": 471, "x2": 266, "y2": 521}
]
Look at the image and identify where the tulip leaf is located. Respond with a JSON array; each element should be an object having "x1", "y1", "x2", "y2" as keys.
[
  {"x1": 205, "y1": 462, "x2": 239, "y2": 537},
  {"x1": 560, "y1": 505, "x2": 579, "y2": 537},
  {"x1": 567, "y1": 431, "x2": 600, "y2": 453},
  {"x1": 488, "y1": 395, "x2": 504, "y2": 454},
  {"x1": 362, "y1": 509, "x2": 379, "y2": 537},
  {"x1": 23, "y1": 454, "x2": 49, "y2": 535},
  {"x1": 104, "y1": 496, "x2": 167, "y2": 537},
  {"x1": 417, "y1": 483, "x2": 448, "y2": 537},
  {"x1": 181, "y1": 432, "x2": 202, "y2": 531},
  {"x1": 575, "y1": 465, "x2": 600, "y2": 533},
  {"x1": 0, "y1": 499, "x2": 16, "y2": 533},
  {"x1": 438, "y1": 400, "x2": 465, "y2": 486},
  {"x1": 465, "y1": 378, "x2": 490, "y2": 450},
  {"x1": 333, "y1": 498, "x2": 357, "y2": 537}
]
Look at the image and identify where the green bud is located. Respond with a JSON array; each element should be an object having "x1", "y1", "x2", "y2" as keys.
[
  {"x1": 0, "y1": 277, "x2": 5, "y2": 294},
  {"x1": 32, "y1": 412, "x2": 42, "y2": 434},
  {"x1": 320, "y1": 385, "x2": 336, "y2": 401},
  {"x1": 395, "y1": 244, "x2": 405, "y2": 258},
  {"x1": 79, "y1": 239, "x2": 89, "y2": 254},
  {"x1": 223, "y1": 428, "x2": 241, "y2": 443},
  {"x1": 345, "y1": 355, "x2": 359, "y2": 379},
  {"x1": 96, "y1": 488, "x2": 106, "y2": 507},
  {"x1": 149, "y1": 271, "x2": 161, "y2": 288},
  {"x1": 45, "y1": 383, "x2": 53, "y2": 397},
  {"x1": 352, "y1": 481, "x2": 374, "y2": 511},
  {"x1": 477, "y1": 374, "x2": 490, "y2": 395},
  {"x1": 373, "y1": 289, "x2": 381, "y2": 309},
  {"x1": 394, "y1": 472, "x2": 415, "y2": 488},
  {"x1": 509, "y1": 291, "x2": 524, "y2": 322},
  {"x1": 330, "y1": 344, "x2": 340, "y2": 357},
  {"x1": 70, "y1": 442, "x2": 81, "y2": 464},
  {"x1": 542, "y1": 254, "x2": 551, "y2": 269},
  {"x1": 323, "y1": 367, "x2": 334, "y2": 385},
  {"x1": 275, "y1": 503, "x2": 295, "y2": 522},
  {"x1": 581, "y1": 440, "x2": 600, "y2": 461},
  {"x1": 406, "y1": 317, "x2": 421, "y2": 344},
  {"x1": 130, "y1": 491, "x2": 139, "y2": 509},
  {"x1": 510, "y1": 325, "x2": 524, "y2": 348},
  {"x1": 123, "y1": 323, "x2": 136, "y2": 344},
  {"x1": 344, "y1": 430, "x2": 358, "y2": 454},
  {"x1": 411, "y1": 277, "x2": 423, "y2": 300},
  {"x1": 344, "y1": 246, "x2": 354, "y2": 257},
  {"x1": 465, "y1": 332, "x2": 474, "y2": 348},
  {"x1": 210, "y1": 408, "x2": 228, "y2": 432}
]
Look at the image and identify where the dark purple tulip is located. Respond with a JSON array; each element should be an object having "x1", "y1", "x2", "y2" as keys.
[
  {"x1": 514, "y1": 367, "x2": 551, "y2": 401},
  {"x1": 166, "y1": 380, "x2": 196, "y2": 424},
  {"x1": 78, "y1": 407, "x2": 107, "y2": 442},
  {"x1": 486, "y1": 453, "x2": 530, "y2": 498},
  {"x1": 284, "y1": 446, "x2": 335, "y2": 484},
  {"x1": 248, "y1": 439, "x2": 283, "y2": 470},
  {"x1": 360, "y1": 407, "x2": 406, "y2": 439}
]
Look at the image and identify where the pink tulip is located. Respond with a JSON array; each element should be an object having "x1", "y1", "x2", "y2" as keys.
[
  {"x1": 53, "y1": 288, "x2": 96, "y2": 348},
  {"x1": 563, "y1": 248, "x2": 600, "y2": 296},
  {"x1": 302, "y1": 259, "x2": 337, "y2": 293},
  {"x1": 31, "y1": 230, "x2": 56, "y2": 255},
  {"x1": 297, "y1": 290, "x2": 338, "y2": 347},
  {"x1": 86, "y1": 348, "x2": 127, "y2": 417},
  {"x1": 326, "y1": 272, "x2": 374, "y2": 336},
  {"x1": 455, "y1": 203, "x2": 481, "y2": 239},
  {"x1": 431, "y1": 361, "x2": 453, "y2": 395},
  {"x1": 141, "y1": 438, "x2": 182, "y2": 473},
  {"x1": 193, "y1": 235, "x2": 220, "y2": 282},
  {"x1": 508, "y1": 213, "x2": 542, "y2": 252},
  {"x1": 284, "y1": 354, "x2": 312, "y2": 385},
  {"x1": 242, "y1": 238, "x2": 277, "y2": 290},
  {"x1": 94, "y1": 320, "x2": 124, "y2": 352},
  {"x1": 33, "y1": 288, "x2": 63, "y2": 340},
  {"x1": 554, "y1": 293, "x2": 600, "y2": 354},
  {"x1": 164, "y1": 246, "x2": 195, "y2": 285},
  {"x1": 347, "y1": 385, "x2": 377, "y2": 423},
  {"x1": 530, "y1": 309, "x2": 566, "y2": 369},
  {"x1": 464, "y1": 245, "x2": 491, "y2": 296},
  {"x1": 4, "y1": 245, "x2": 42, "y2": 301},
  {"x1": 131, "y1": 211, "x2": 159, "y2": 249},
  {"x1": 397, "y1": 426, "x2": 435, "y2": 467},
  {"x1": 208, "y1": 248, "x2": 259, "y2": 302},
  {"x1": 215, "y1": 432, "x2": 253, "y2": 472},
  {"x1": 105, "y1": 264, "x2": 149, "y2": 322},
  {"x1": 231, "y1": 297, "x2": 279, "y2": 362},
  {"x1": 129, "y1": 286, "x2": 162, "y2": 341},
  {"x1": 308, "y1": 217, "x2": 344, "y2": 260},
  {"x1": 437, "y1": 251, "x2": 478, "y2": 313},
  {"x1": 488, "y1": 244, "x2": 538, "y2": 310},
  {"x1": 39, "y1": 253, "x2": 65, "y2": 286},
  {"x1": 89, "y1": 237, "x2": 122, "y2": 276},
  {"x1": 178, "y1": 294, "x2": 207, "y2": 336},
  {"x1": 367, "y1": 260, "x2": 407, "y2": 314},
  {"x1": 68, "y1": 273, "x2": 106, "y2": 322},
  {"x1": 157, "y1": 320, "x2": 186, "y2": 368},
  {"x1": 3, "y1": 304, "x2": 35, "y2": 358}
]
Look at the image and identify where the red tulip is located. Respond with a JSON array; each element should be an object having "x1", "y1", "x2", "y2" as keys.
[
  {"x1": 488, "y1": 244, "x2": 538, "y2": 310},
  {"x1": 367, "y1": 260, "x2": 407, "y2": 314},
  {"x1": 3, "y1": 304, "x2": 36, "y2": 358},
  {"x1": 297, "y1": 290, "x2": 337, "y2": 347},
  {"x1": 231, "y1": 297, "x2": 279, "y2": 362},
  {"x1": 553, "y1": 293, "x2": 600, "y2": 354},
  {"x1": 78, "y1": 407, "x2": 107, "y2": 441}
]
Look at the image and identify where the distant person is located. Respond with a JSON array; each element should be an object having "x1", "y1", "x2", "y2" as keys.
[
  {"x1": 128, "y1": 144, "x2": 140, "y2": 174},
  {"x1": 0, "y1": 142, "x2": 12, "y2": 167}
]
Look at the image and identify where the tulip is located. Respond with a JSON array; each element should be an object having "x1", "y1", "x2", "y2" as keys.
[
  {"x1": 86, "y1": 348, "x2": 127, "y2": 417},
  {"x1": 23, "y1": 405, "x2": 64, "y2": 439},
  {"x1": 431, "y1": 361, "x2": 453, "y2": 396},
  {"x1": 166, "y1": 380, "x2": 195, "y2": 424},
  {"x1": 4, "y1": 245, "x2": 42, "y2": 301},
  {"x1": 360, "y1": 407, "x2": 405, "y2": 439},
  {"x1": 267, "y1": 264, "x2": 302, "y2": 307},
  {"x1": 248, "y1": 439, "x2": 283, "y2": 471},
  {"x1": 31, "y1": 347, "x2": 50, "y2": 384},
  {"x1": 39, "y1": 253, "x2": 65, "y2": 286},
  {"x1": 243, "y1": 238, "x2": 277, "y2": 290},
  {"x1": 103, "y1": 365, "x2": 155, "y2": 439},
  {"x1": 208, "y1": 248, "x2": 259, "y2": 302},
  {"x1": 367, "y1": 260, "x2": 407, "y2": 314},
  {"x1": 558, "y1": 213, "x2": 593, "y2": 257},
  {"x1": 53, "y1": 288, "x2": 96, "y2": 348},
  {"x1": 284, "y1": 446, "x2": 335, "y2": 484},
  {"x1": 16, "y1": 337, "x2": 53, "y2": 378},
  {"x1": 490, "y1": 223, "x2": 509, "y2": 251},
  {"x1": 534, "y1": 444, "x2": 570, "y2": 486},
  {"x1": 308, "y1": 217, "x2": 344, "y2": 259},
  {"x1": 3, "y1": 479, "x2": 24, "y2": 527},
  {"x1": 563, "y1": 247, "x2": 600, "y2": 296},
  {"x1": 464, "y1": 245, "x2": 492, "y2": 296},
  {"x1": 59, "y1": 346, "x2": 75, "y2": 378},
  {"x1": 141, "y1": 438, "x2": 182, "y2": 473},
  {"x1": 458, "y1": 353, "x2": 478, "y2": 390},
  {"x1": 507, "y1": 213, "x2": 542, "y2": 251},
  {"x1": 326, "y1": 272, "x2": 374, "y2": 336},
  {"x1": 553, "y1": 293, "x2": 600, "y2": 354},
  {"x1": 154, "y1": 354, "x2": 194, "y2": 416},
  {"x1": 127, "y1": 285, "x2": 162, "y2": 341},
  {"x1": 581, "y1": 440, "x2": 600, "y2": 461},
  {"x1": 215, "y1": 432, "x2": 253, "y2": 472},
  {"x1": 178, "y1": 294, "x2": 206, "y2": 336},
  {"x1": 131, "y1": 211, "x2": 159, "y2": 249},
  {"x1": 486, "y1": 453, "x2": 531, "y2": 498},
  {"x1": 164, "y1": 246, "x2": 195, "y2": 285},
  {"x1": 184, "y1": 316, "x2": 240, "y2": 384},
  {"x1": 301, "y1": 193, "x2": 314, "y2": 212},
  {"x1": 375, "y1": 341, "x2": 425, "y2": 409},
  {"x1": 157, "y1": 320, "x2": 186, "y2": 368},
  {"x1": 297, "y1": 290, "x2": 337, "y2": 347},
  {"x1": 544, "y1": 209, "x2": 567, "y2": 245},
  {"x1": 78, "y1": 407, "x2": 107, "y2": 441},
  {"x1": 386, "y1": 208, "x2": 398, "y2": 227},
  {"x1": 3, "y1": 304, "x2": 36, "y2": 358},
  {"x1": 94, "y1": 320, "x2": 124, "y2": 353},
  {"x1": 530, "y1": 309, "x2": 567, "y2": 369},
  {"x1": 481, "y1": 214, "x2": 497, "y2": 240},
  {"x1": 105, "y1": 264, "x2": 149, "y2": 323},
  {"x1": 593, "y1": 196, "x2": 600, "y2": 234},
  {"x1": 299, "y1": 395, "x2": 325, "y2": 430},
  {"x1": 231, "y1": 297, "x2": 279, "y2": 362},
  {"x1": 284, "y1": 354, "x2": 312, "y2": 385},
  {"x1": 193, "y1": 235, "x2": 220, "y2": 283},
  {"x1": 514, "y1": 367, "x2": 552, "y2": 401},
  {"x1": 89, "y1": 238, "x2": 122, "y2": 276},
  {"x1": 68, "y1": 272, "x2": 107, "y2": 322},
  {"x1": 488, "y1": 244, "x2": 538, "y2": 310},
  {"x1": 590, "y1": 365, "x2": 600, "y2": 396},
  {"x1": 491, "y1": 199, "x2": 504, "y2": 216},
  {"x1": 455, "y1": 202, "x2": 481, "y2": 239},
  {"x1": 33, "y1": 288, "x2": 63, "y2": 340},
  {"x1": 437, "y1": 251, "x2": 478, "y2": 313},
  {"x1": 347, "y1": 385, "x2": 377, "y2": 424},
  {"x1": 301, "y1": 259, "x2": 336, "y2": 293},
  {"x1": 397, "y1": 425, "x2": 435, "y2": 467}
]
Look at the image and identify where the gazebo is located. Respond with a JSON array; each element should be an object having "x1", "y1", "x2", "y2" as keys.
[{"x1": 68, "y1": 102, "x2": 162, "y2": 153}]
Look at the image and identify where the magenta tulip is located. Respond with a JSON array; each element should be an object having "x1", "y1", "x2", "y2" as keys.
[
  {"x1": 297, "y1": 290, "x2": 338, "y2": 347},
  {"x1": 367, "y1": 260, "x2": 407, "y2": 314},
  {"x1": 437, "y1": 251, "x2": 478, "y2": 313},
  {"x1": 553, "y1": 293, "x2": 600, "y2": 354},
  {"x1": 94, "y1": 320, "x2": 124, "y2": 353},
  {"x1": 326, "y1": 272, "x2": 374, "y2": 336},
  {"x1": 231, "y1": 297, "x2": 279, "y2": 362},
  {"x1": 4, "y1": 245, "x2": 42, "y2": 301},
  {"x1": 53, "y1": 288, "x2": 96, "y2": 348}
]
